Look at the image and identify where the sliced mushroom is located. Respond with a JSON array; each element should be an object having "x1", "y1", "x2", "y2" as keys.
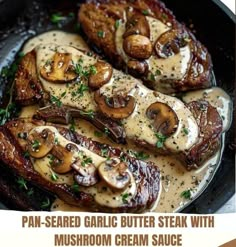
[
  {"x1": 88, "y1": 61, "x2": 113, "y2": 89},
  {"x1": 127, "y1": 59, "x2": 148, "y2": 77},
  {"x1": 40, "y1": 52, "x2": 77, "y2": 83},
  {"x1": 123, "y1": 34, "x2": 152, "y2": 60},
  {"x1": 98, "y1": 158, "x2": 130, "y2": 190},
  {"x1": 50, "y1": 144, "x2": 76, "y2": 174},
  {"x1": 27, "y1": 128, "x2": 55, "y2": 158},
  {"x1": 72, "y1": 160, "x2": 98, "y2": 187},
  {"x1": 155, "y1": 29, "x2": 190, "y2": 58},
  {"x1": 94, "y1": 91, "x2": 136, "y2": 119},
  {"x1": 123, "y1": 13, "x2": 150, "y2": 38},
  {"x1": 146, "y1": 102, "x2": 179, "y2": 136}
]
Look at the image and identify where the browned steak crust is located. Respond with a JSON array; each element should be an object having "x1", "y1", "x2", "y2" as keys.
[
  {"x1": 79, "y1": 0, "x2": 212, "y2": 93},
  {"x1": 0, "y1": 119, "x2": 161, "y2": 212},
  {"x1": 181, "y1": 100, "x2": 223, "y2": 170}
]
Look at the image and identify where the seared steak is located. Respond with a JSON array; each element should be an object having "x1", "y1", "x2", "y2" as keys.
[
  {"x1": 0, "y1": 119, "x2": 161, "y2": 213},
  {"x1": 79, "y1": 0, "x2": 212, "y2": 93},
  {"x1": 181, "y1": 100, "x2": 223, "y2": 170}
]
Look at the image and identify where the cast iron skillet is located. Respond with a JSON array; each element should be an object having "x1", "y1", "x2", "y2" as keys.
[{"x1": 0, "y1": 0, "x2": 235, "y2": 213}]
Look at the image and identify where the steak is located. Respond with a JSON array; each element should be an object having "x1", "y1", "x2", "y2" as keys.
[
  {"x1": 181, "y1": 100, "x2": 223, "y2": 170},
  {"x1": 0, "y1": 118, "x2": 161, "y2": 213},
  {"x1": 79, "y1": 0, "x2": 212, "y2": 93}
]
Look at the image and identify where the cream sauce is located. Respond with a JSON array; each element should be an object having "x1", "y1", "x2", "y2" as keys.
[
  {"x1": 182, "y1": 87, "x2": 232, "y2": 132},
  {"x1": 23, "y1": 30, "x2": 89, "y2": 54},
  {"x1": 30, "y1": 126, "x2": 138, "y2": 208},
  {"x1": 115, "y1": 16, "x2": 191, "y2": 89},
  {"x1": 35, "y1": 43, "x2": 199, "y2": 152},
  {"x1": 49, "y1": 118, "x2": 222, "y2": 213},
  {"x1": 19, "y1": 31, "x2": 232, "y2": 213}
]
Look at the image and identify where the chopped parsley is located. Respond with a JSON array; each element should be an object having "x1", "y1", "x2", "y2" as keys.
[
  {"x1": 180, "y1": 189, "x2": 192, "y2": 199},
  {"x1": 50, "y1": 12, "x2": 75, "y2": 26},
  {"x1": 142, "y1": 9, "x2": 149, "y2": 15},
  {"x1": 101, "y1": 148, "x2": 109, "y2": 157},
  {"x1": 97, "y1": 30, "x2": 105, "y2": 38},
  {"x1": 81, "y1": 157, "x2": 93, "y2": 167},
  {"x1": 50, "y1": 95, "x2": 62, "y2": 107},
  {"x1": 54, "y1": 137, "x2": 59, "y2": 145},
  {"x1": 27, "y1": 188, "x2": 34, "y2": 197},
  {"x1": 32, "y1": 140, "x2": 40, "y2": 150},
  {"x1": 115, "y1": 19, "x2": 121, "y2": 29},
  {"x1": 23, "y1": 151, "x2": 30, "y2": 158},
  {"x1": 182, "y1": 127, "x2": 189, "y2": 135},
  {"x1": 149, "y1": 73, "x2": 155, "y2": 81},
  {"x1": 155, "y1": 69, "x2": 162, "y2": 75},
  {"x1": 89, "y1": 65, "x2": 97, "y2": 75},
  {"x1": 76, "y1": 83, "x2": 89, "y2": 97},
  {"x1": 79, "y1": 110, "x2": 94, "y2": 119},
  {"x1": 71, "y1": 182, "x2": 79, "y2": 193},
  {"x1": 16, "y1": 177, "x2": 28, "y2": 190},
  {"x1": 69, "y1": 119, "x2": 76, "y2": 133},
  {"x1": 104, "y1": 127, "x2": 110, "y2": 135},
  {"x1": 129, "y1": 150, "x2": 150, "y2": 160},
  {"x1": 94, "y1": 130, "x2": 103, "y2": 137},
  {"x1": 50, "y1": 170, "x2": 59, "y2": 181},
  {"x1": 155, "y1": 132, "x2": 167, "y2": 148},
  {"x1": 41, "y1": 197, "x2": 51, "y2": 209},
  {"x1": 0, "y1": 103, "x2": 16, "y2": 126},
  {"x1": 121, "y1": 193, "x2": 129, "y2": 204}
]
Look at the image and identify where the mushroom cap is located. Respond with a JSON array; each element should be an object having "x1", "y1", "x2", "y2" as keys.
[
  {"x1": 146, "y1": 101, "x2": 179, "y2": 136},
  {"x1": 123, "y1": 13, "x2": 150, "y2": 38},
  {"x1": 27, "y1": 128, "x2": 55, "y2": 158},
  {"x1": 88, "y1": 61, "x2": 113, "y2": 90},
  {"x1": 40, "y1": 52, "x2": 77, "y2": 83},
  {"x1": 94, "y1": 91, "x2": 136, "y2": 119},
  {"x1": 154, "y1": 29, "x2": 189, "y2": 58},
  {"x1": 50, "y1": 144, "x2": 76, "y2": 174},
  {"x1": 72, "y1": 160, "x2": 98, "y2": 187},
  {"x1": 123, "y1": 34, "x2": 153, "y2": 60},
  {"x1": 98, "y1": 158, "x2": 130, "y2": 190}
]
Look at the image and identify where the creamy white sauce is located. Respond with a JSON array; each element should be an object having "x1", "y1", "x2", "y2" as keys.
[
  {"x1": 30, "y1": 126, "x2": 138, "y2": 209},
  {"x1": 23, "y1": 30, "x2": 89, "y2": 54},
  {"x1": 19, "y1": 31, "x2": 232, "y2": 213},
  {"x1": 36, "y1": 44, "x2": 97, "y2": 111},
  {"x1": 182, "y1": 87, "x2": 232, "y2": 132},
  {"x1": 146, "y1": 16, "x2": 170, "y2": 43},
  {"x1": 115, "y1": 16, "x2": 191, "y2": 90},
  {"x1": 33, "y1": 43, "x2": 199, "y2": 152}
]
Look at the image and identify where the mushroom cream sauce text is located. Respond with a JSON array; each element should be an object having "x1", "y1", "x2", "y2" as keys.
[{"x1": 20, "y1": 30, "x2": 232, "y2": 213}]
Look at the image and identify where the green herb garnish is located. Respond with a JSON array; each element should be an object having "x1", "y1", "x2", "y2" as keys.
[
  {"x1": 121, "y1": 193, "x2": 129, "y2": 203},
  {"x1": 16, "y1": 177, "x2": 28, "y2": 190},
  {"x1": 41, "y1": 197, "x2": 51, "y2": 209},
  {"x1": 50, "y1": 95, "x2": 62, "y2": 107},
  {"x1": 101, "y1": 148, "x2": 109, "y2": 157},
  {"x1": 104, "y1": 127, "x2": 110, "y2": 135},
  {"x1": 27, "y1": 188, "x2": 34, "y2": 197},
  {"x1": 115, "y1": 20, "x2": 121, "y2": 29},
  {"x1": 71, "y1": 182, "x2": 79, "y2": 193},
  {"x1": 182, "y1": 128, "x2": 189, "y2": 135},
  {"x1": 180, "y1": 189, "x2": 192, "y2": 199},
  {"x1": 155, "y1": 132, "x2": 167, "y2": 148},
  {"x1": 142, "y1": 9, "x2": 149, "y2": 15},
  {"x1": 97, "y1": 30, "x2": 105, "y2": 38},
  {"x1": 79, "y1": 110, "x2": 94, "y2": 119},
  {"x1": 94, "y1": 131, "x2": 103, "y2": 137},
  {"x1": 81, "y1": 157, "x2": 93, "y2": 167},
  {"x1": 32, "y1": 140, "x2": 40, "y2": 150},
  {"x1": 50, "y1": 171, "x2": 59, "y2": 181},
  {"x1": 129, "y1": 150, "x2": 150, "y2": 160}
]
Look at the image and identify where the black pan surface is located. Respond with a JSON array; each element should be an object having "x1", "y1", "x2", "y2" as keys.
[{"x1": 0, "y1": 0, "x2": 235, "y2": 213}]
